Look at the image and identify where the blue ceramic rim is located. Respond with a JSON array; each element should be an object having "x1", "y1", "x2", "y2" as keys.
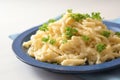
[{"x1": 12, "y1": 21, "x2": 120, "y2": 73}]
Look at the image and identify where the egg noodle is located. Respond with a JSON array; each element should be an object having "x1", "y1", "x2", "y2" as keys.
[{"x1": 23, "y1": 10, "x2": 120, "y2": 66}]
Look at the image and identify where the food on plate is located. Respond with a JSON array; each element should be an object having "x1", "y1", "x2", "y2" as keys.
[{"x1": 23, "y1": 9, "x2": 120, "y2": 66}]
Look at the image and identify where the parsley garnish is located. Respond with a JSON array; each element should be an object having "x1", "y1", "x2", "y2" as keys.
[
  {"x1": 72, "y1": 28, "x2": 78, "y2": 33},
  {"x1": 82, "y1": 35, "x2": 90, "y2": 42},
  {"x1": 48, "y1": 19, "x2": 56, "y2": 23},
  {"x1": 67, "y1": 9, "x2": 72, "y2": 13},
  {"x1": 42, "y1": 36, "x2": 50, "y2": 42},
  {"x1": 69, "y1": 9, "x2": 102, "y2": 21},
  {"x1": 62, "y1": 39, "x2": 67, "y2": 44},
  {"x1": 96, "y1": 43, "x2": 106, "y2": 52},
  {"x1": 42, "y1": 36, "x2": 56, "y2": 45},
  {"x1": 101, "y1": 31, "x2": 111, "y2": 38},
  {"x1": 65, "y1": 27, "x2": 73, "y2": 38},
  {"x1": 39, "y1": 23, "x2": 48, "y2": 31},
  {"x1": 91, "y1": 12, "x2": 102, "y2": 20},
  {"x1": 39, "y1": 19, "x2": 56, "y2": 31},
  {"x1": 70, "y1": 13, "x2": 87, "y2": 21},
  {"x1": 65, "y1": 26, "x2": 78, "y2": 38},
  {"x1": 115, "y1": 32, "x2": 120, "y2": 37},
  {"x1": 49, "y1": 39, "x2": 56, "y2": 45}
]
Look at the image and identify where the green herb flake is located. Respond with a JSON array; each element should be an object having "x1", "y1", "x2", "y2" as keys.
[
  {"x1": 39, "y1": 18, "x2": 56, "y2": 31},
  {"x1": 70, "y1": 12, "x2": 102, "y2": 21},
  {"x1": 65, "y1": 26, "x2": 72, "y2": 31},
  {"x1": 115, "y1": 32, "x2": 120, "y2": 37},
  {"x1": 65, "y1": 27, "x2": 78, "y2": 38},
  {"x1": 67, "y1": 9, "x2": 72, "y2": 13},
  {"x1": 70, "y1": 13, "x2": 86, "y2": 21},
  {"x1": 62, "y1": 39, "x2": 67, "y2": 44},
  {"x1": 96, "y1": 43, "x2": 106, "y2": 52},
  {"x1": 42, "y1": 36, "x2": 50, "y2": 42},
  {"x1": 65, "y1": 27, "x2": 73, "y2": 38},
  {"x1": 48, "y1": 19, "x2": 56, "y2": 23},
  {"x1": 101, "y1": 31, "x2": 111, "y2": 38},
  {"x1": 39, "y1": 23, "x2": 48, "y2": 31},
  {"x1": 82, "y1": 35, "x2": 90, "y2": 42},
  {"x1": 72, "y1": 28, "x2": 78, "y2": 33},
  {"x1": 84, "y1": 14, "x2": 91, "y2": 18},
  {"x1": 49, "y1": 39, "x2": 56, "y2": 45},
  {"x1": 91, "y1": 12, "x2": 102, "y2": 20}
]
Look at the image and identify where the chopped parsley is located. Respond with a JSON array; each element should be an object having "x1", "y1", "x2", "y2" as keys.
[
  {"x1": 96, "y1": 43, "x2": 106, "y2": 52},
  {"x1": 42, "y1": 36, "x2": 50, "y2": 42},
  {"x1": 65, "y1": 27, "x2": 73, "y2": 38},
  {"x1": 39, "y1": 23, "x2": 48, "y2": 31},
  {"x1": 101, "y1": 31, "x2": 111, "y2": 38},
  {"x1": 48, "y1": 19, "x2": 56, "y2": 23},
  {"x1": 39, "y1": 19, "x2": 56, "y2": 31},
  {"x1": 65, "y1": 26, "x2": 78, "y2": 38},
  {"x1": 67, "y1": 9, "x2": 72, "y2": 13},
  {"x1": 49, "y1": 39, "x2": 56, "y2": 45},
  {"x1": 82, "y1": 35, "x2": 90, "y2": 42},
  {"x1": 72, "y1": 28, "x2": 78, "y2": 33},
  {"x1": 62, "y1": 39, "x2": 67, "y2": 44},
  {"x1": 70, "y1": 13, "x2": 87, "y2": 21},
  {"x1": 115, "y1": 32, "x2": 120, "y2": 37},
  {"x1": 69, "y1": 9, "x2": 102, "y2": 21},
  {"x1": 42, "y1": 36, "x2": 56, "y2": 45},
  {"x1": 91, "y1": 12, "x2": 102, "y2": 20},
  {"x1": 84, "y1": 14, "x2": 91, "y2": 18}
]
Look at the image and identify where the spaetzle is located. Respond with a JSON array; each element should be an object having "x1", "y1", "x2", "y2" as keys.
[{"x1": 23, "y1": 10, "x2": 120, "y2": 66}]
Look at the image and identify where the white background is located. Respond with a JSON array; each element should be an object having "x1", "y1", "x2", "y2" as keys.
[{"x1": 0, "y1": 0, "x2": 120, "y2": 80}]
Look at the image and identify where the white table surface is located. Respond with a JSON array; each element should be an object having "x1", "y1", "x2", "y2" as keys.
[{"x1": 0, "y1": 0, "x2": 120, "y2": 80}]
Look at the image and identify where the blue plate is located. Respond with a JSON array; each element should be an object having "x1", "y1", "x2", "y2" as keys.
[{"x1": 12, "y1": 21, "x2": 120, "y2": 73}]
